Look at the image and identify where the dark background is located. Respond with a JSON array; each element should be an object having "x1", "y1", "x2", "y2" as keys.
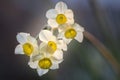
[{"x1": 0, "y1": 0, "x2": 120, "y2": 80}]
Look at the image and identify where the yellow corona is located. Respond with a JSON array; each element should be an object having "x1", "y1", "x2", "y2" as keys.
[
  {"x1": 47, "y1": 41, "x2": 57, "y2": 53},
  {"x1": 64, "y1": 28, "x2": 77, "y2": 39},
  {"x1": 56, "y1": 14, "x2": 67, "y2": 24},
  {"x1": 38, "y1": 58, "x2": 52, "y2": 69},
  {"x1": 23, "y1": 43, "x2": 34, "y2": 56}
]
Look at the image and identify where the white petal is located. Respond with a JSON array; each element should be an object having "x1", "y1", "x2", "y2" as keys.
[
  {"x1": 27, "y1": 36, "x2": 37, "y2": 44},
  {"x1": 66, "y1": 18, "x2": 74, "y2": 24},
  {"x1": 28, "y1": 60, "x2": 38, "y2": 69},
  {"x1": 55, "y1": 1, "x2": 68, "y2": 13},
  {"x1": 39, "y1": 42, "x2": 47, "y2": 53},
  {"x1": 39, "y1": 42, "x2": 46, "y2": 49},
  {"x1": 48, "y1": 19, "x2": 58, "y2": 28},
  {"x1": 58, "y1": 32, "x2": 72, "y2": 44},
  {"x1": 31, "y1": 53, "x2": 43, "y2": 62},
  {"x1": 74, "y1": 23, "x2": 84, "y2": 43},
  {"x1": 46, "y1": 9, "x2": 57, "y2": 19},
  {"x1": 65, "y1": 9, "x2": 74, "y2": 19},
  {"x1": 75, "y1": 31, "x2": 84, "y2": 43},
  {"x1": 15, "y1": 44, "x2": 24, "y2": 54},
  {"x1": 51, "y1": 57, "x2": 63, "y2": 64},
  {"x1": 53, "y1": 49, "x2": 63, "y2": 60},
  {"x1": 57, "y1": 31, "x2": 64, "y2": 38},
  {"x1": 37, "y1": 68, "x2": 49, "y2": 76},
  {"x1": 62, "y1": 43, "x2": 67, "y2": 51},
  {"x1": 50, "y1": 63, "x2": 59, "y2": 70},
  {"x1": 39, "y1": 30, "x2": 53, "y2": 42},
  {"x1": 63, "y1": 37, "x2": 72, "y2": 44},
  {"x1": 57, "y1": 40, "x2": 67, "y2": 51},
  {"x1": 74, "y1": 23, "x2": 84, "y2": 32},
  {"x1": 16, "y1": 32, "x2": 30, "y2": 43}
]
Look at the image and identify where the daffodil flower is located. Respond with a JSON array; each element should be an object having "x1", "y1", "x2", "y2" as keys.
[
  {"x1": 14, "y1": 1, "x2": 86, "y2": 77},
  {"x1": 39, "y1": 30, "x2": 67, "y2": 60},
  {"x1": 28, "y1": 51, "x2": 63, "y2": 76},
  {"x1": 46, "y1": 1, "x2": 74, "y2": 28},
  {"x1": 58, "y1": 23, "x2": 84, "y2": 44},
  {"x1": 15, "y1": 32, "x2": 38, "y2": 56}
]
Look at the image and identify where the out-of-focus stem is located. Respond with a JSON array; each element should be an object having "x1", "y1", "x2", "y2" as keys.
[
  {"x1": 35, "y1": 34, "x2": 39, "y2": 40},
  {"x1": 83, "y1": 30, "x2": 120, "y2": 74}
]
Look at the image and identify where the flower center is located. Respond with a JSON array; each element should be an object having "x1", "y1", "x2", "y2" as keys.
[
  {"x1": 64, "y1": 28, "x2": 77, "y2": 39},
  {"x1": 47, "y1": 41, "x2": 57, "y2": 54},
  {"x1": 56, "y1": 14, "x2": 67, "y2": 24},
  {"x1": 23, "y1": 43, "x2": 34, "y2": 56},
  {"x1": 38, "y1": 58, "x2": 52, "y2": 69}
]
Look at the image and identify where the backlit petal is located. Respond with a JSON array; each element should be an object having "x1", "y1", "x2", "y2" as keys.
[
  {"x1": 48, "y1": 19, "x2": 58, "y2": 28},
  {"x1": 17, "y1": 32, "x2": 30, "y2": 44},
  {"x1": 46, "y1": 9, "x2": 57, "y2": 19},
  {"x1": 75, "y1": 31, "x2": 84, "y2": 43},
  {"x1": 37, "y1": 68, "x2": 49, "y2": 76},
  {"x1": 74, "y1": 23, "x2": 84, "y2": 42},
  {"x1": 65, "y1": 9, "x2": 74, "y2": 19},
  {"x1": 28, "y1": 60, "x2": 38, "y2": 69},
  {"x1": 27, "y1": 36, "x2": 37, "y2": 44},
  {"x1": 74, "y1": 23, "x2": 84, "y2": 32},
  {"x1": 39, "y1": 30, "x2": 53, "y2": 42},
  {"x1": 67, "y1": 18, "x2": 74, "y2": 24},
  {"x1": 50, "y1": 63, "x2": 59, "y2": 69},
  {"x1": 15, "y1": 44, "x2": 24, "y2": 54},
  {"x1": 55, "y1": 1, "x2": 68, "y2": 13},
  {"x1": 63, "y1": 37, "x2": 72, "y2": 44},
  {"x1": 39, "y1": 42, "x2": 47, "y2": 53},
  {"x1": 53, "y1": 49, "x2": 63, "y2": 60},
  {"x1": 57, "y1": 40, "x2": 67, "y2": 51},
  {"x1": 51, "y1": 57, "x2": 63, "y2": 64}
]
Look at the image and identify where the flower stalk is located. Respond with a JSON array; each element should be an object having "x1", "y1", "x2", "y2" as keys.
[
  {"x1": 15, "y1": 1, "x2": 120, "y2": 76},
  {"x1": 83, "y1": 30, "x2": 120, "y2": 74}
]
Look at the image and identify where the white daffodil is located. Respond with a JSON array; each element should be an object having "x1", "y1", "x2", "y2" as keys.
[
  {"x1": 28, "y1": 51, "x2": 63, "y2": 76},
  {"x1": 46, "y1": 1, "x2": 74, "y2": 29},
  {"x1": 39, "y1": 30, "x2": 67, "y2": 60},
  {"x1": 15, "y1": 32, "x2": 38, "y2": 56},
  {"x1": 58, "y1": 23, "x2": 84, "y2": 44}
]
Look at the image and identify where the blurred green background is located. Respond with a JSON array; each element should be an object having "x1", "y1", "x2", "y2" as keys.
[{"x1": 0, "y1": 0, "x2": 120, "y2": 80}]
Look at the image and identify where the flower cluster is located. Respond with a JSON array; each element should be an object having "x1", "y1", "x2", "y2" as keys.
[{"x1": 15, "y1": 1, "x2": 84, "y2": 76}]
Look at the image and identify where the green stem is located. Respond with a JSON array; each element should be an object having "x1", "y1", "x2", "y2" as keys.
[
  {"x1": 35, "y1": 34, "x2": 39, "y2": 40},
  {"x1": 83, "y1": 30, "x2": 120, "y2": 74}
]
